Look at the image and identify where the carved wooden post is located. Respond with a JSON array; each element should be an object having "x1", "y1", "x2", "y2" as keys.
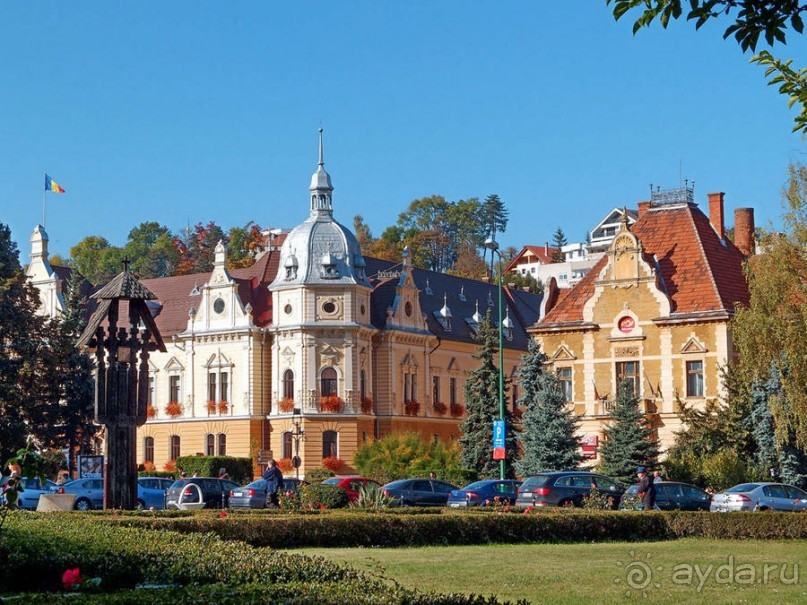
[{"x1": 78, "y1": 261, "x2": 165, "y2": 509}]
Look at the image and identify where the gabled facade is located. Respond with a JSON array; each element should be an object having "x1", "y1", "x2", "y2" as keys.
[{"x1": 530, "y1": 188, "x2": 755, "y2": 458}]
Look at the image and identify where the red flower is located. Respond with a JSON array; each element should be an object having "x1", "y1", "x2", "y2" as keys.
[
  {"x1": 218, "y1": 510, "x2": 228, "y2": 518},
  {"x1": 62, "y1": 568, "x2": 82, "y2": 590},
  {"x1": 523, "y1": 505, "x2": 533, "y2": 514}
]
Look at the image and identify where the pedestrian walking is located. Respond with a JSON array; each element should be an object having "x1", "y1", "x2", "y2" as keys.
[
  {"x1": 636, "y1": 466, "x2": 656, "y2": 511},
  {"x1": 262, "y1": 459, "x2": 283, "y2": 508}
]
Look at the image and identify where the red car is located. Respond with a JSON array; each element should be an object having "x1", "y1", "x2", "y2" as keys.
[{"x1": 321, "y1": 476, "x2": 381, "y2": 503}]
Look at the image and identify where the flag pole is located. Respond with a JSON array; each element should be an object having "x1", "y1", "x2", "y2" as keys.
[{"x1": 43, "y1": 172, "x2": 47, "y2": 228}]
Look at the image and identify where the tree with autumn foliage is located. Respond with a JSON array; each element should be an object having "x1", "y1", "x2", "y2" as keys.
[
  {"x1": 172, "y1": 221, "x2": 228, "y2": 275},
  {"x1": 228, "y1": 221, "x2": 264, "y2": 269}
]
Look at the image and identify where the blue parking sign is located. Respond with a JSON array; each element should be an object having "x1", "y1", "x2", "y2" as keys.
[{"x1": 493, "y1": 420, "x2": 505, "y2": 460}]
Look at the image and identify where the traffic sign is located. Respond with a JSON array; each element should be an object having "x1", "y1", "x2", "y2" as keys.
[{"x1": 493, "y1": 419, "x2": 505, "y2": 460}]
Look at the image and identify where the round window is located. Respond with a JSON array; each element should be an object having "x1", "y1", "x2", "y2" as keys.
[
  {"x1": 405, "y1": 301, "x2": 413, "y2": 317},
  {"x1": 323, "y1": 301, "x2": 337, "y2": 314},
  {"x1": 284, "y1": 304, "x2": 293, "y2": 315},
  {"x1": 213, "y1": 299, "x2": 225, "y2": 314}
]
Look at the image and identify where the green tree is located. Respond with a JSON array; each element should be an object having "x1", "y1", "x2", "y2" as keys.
[
  {"x1": 516, "y1": 340, "x2": 582, "y2": 475},
  {"x1": 551, "y1": 228, "x2": 567, "y2": 263},
  {"x1": 124, "y1": 222, "x2": 178, "y2": 278},
  {"x1": 353, "y1": 215, "x2": 374, "y2": 256},
  {"x1": 69, "y1": 236, "x2": 124, "y2": 285},
  {"x1": 227, "y1": 221, "x2": 264, "y2": 269},
  {"x1": 597, "y1": 380, "x2": 659, "y2": 485},
  {"x1": 173, "y1": 221, "x2": 228, "y2": 275},
  {"x1": 353, "y1": 432, "x2": 464, "y2": 485},
  {"x1": 458, "y1": 312, "x2": 518, "y2": 479},
  {"x1": 733, "y1": 163, "x2": 807, "y2": 447},
  {"x1": 481, "y1": 194, "x2": 509, "y2": 281},
  {"x1": 608, "y1": 0, "x2": 807, "y2": 132}
]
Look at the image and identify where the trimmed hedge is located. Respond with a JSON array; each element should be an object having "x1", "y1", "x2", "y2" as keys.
[
  {"x1": 96, "y1": 509, "x2": 807, "y2": 548},
  {"x1": 300, "y1": 483, "x2": 349, "y2": 509},
  {"x1": 136, "y1": 471, "x2": 177, "y2": 480},
  {"x1": 175, "y1": 455, "x2": 252, "y2": 484},
  {"x1": 0, "y1": 513, "x2": 517, "y2": 604}
]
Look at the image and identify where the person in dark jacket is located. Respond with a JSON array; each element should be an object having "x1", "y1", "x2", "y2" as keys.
[
  {"x1": 262, "y1": 459, "x2": 283, "y2": 508},
  {"x1": 637, "y1": 466, "x2": 656, "y2": 510}
]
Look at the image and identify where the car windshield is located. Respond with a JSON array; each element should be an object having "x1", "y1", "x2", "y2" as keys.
[
  {"x1": 246, "y1": 480, "x2": 267, "y2": 488},
  {"x1": 520, "y1": 476, "x2": 553, "y2": 490},
  {"x1": 726, "y1": 483, "x2": 760, "y2": 493},
  {"x1": 168, "y1": 480, "x2": 185, "y2": 489},
  {"x1": 462, "y1": 481, "x2": 491, "y2": 491},
  {"x1": 321, "y1": 478, "x2": 341, "y2": 485},
  {"x1": 383, "y1": 480, "x2": 407, "y2": 489}
]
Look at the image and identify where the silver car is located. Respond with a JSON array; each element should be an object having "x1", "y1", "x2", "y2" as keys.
[{"x1": 710, "y1": 482, "x2": 807, "y2": 512}]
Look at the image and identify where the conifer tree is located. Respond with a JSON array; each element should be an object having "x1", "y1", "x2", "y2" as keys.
[
  {"x1": 516, "y1": 339, "x2": 582, "y2": 475},
  {"x1": 459, "y1": 312, "x2": 518, "y2": 479},
  {"x1": 597, "y1": 379, "x2": 659, "y2": 485}
]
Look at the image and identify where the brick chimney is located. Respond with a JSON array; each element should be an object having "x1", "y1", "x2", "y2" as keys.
[
  {"x1": 637, "y1": 201, "x2": 651, "y2": 218},
  {"x1": 734, "y1": 207, "x2": 755, "y2": 256},
  {"x1": 708, "y1": 192, "x2": 725, "y2": 239}
]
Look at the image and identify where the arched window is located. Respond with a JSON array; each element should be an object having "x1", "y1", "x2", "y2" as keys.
[
  {"x1": 283, "y1": 369, "x2": 295, "y2": 400},
  {"x1": 217, "y1": 433, "x2": 227, "y2": 456},
  {"x1": 321, "y1": 368, "x2": 338, "y2": 397},
  {"x1": 323, "y1": 430, "x2": 338, "y2": 458},
  {"x1": 205, "y1": 433, "x2": 215, "y2": 456},
  {"x1": 282, "y1": 431, "x2": 293, "y2": 459},
  {"x1": 170, "y1": 435, "x2": 181, "y2": 461},
  {"x1": 144, "y1": 436, "x2": 154, "y2": 463}
]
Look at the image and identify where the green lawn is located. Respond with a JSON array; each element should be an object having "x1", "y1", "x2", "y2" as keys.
[{"x1": 292, "y1": 539, "x2": 807, "y2": 604}]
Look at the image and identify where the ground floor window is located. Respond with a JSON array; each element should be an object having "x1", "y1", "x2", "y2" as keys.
[
  {"x1": 205, "y1": 433, "x2": 215, "y2": 456},
  {"x1": 170, "y1": 435, "x2": 181, "y2": 460},
  {"x1": 144, "y1": 436, "x2": 154, "y2": 462},
  {"x1": 217, "y1": 433, "x2": 226, "y2": 456},
  {"x1": 323, "y1": 430, "x2": 338, "y2": 458}
]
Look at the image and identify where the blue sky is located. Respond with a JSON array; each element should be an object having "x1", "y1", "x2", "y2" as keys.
[{"x1": 1, "y1": 2, "x2": 805, "y2": 260}]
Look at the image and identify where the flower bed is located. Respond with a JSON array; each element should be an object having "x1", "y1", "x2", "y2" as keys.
[
  {"x1": 320, "y1": 395, "x2": 343, "y2": 413},
  {"x1": 164, "y1": 401, "x2": 182, "y2": 418},
  {"x1": 404, "y1": 400, "x2": 420, "y2": 416},
  {"x1": 207, "y1": 400, "x2": 217, "y2": 414},
  {"x1": 218, "y1": 400, "x2": 228, "y2": 414},
  {"x1": 278, "y1": 397, "x2": 295, "y2": 413},
  {"x1": 433, "y1": 401, "x2": 447, "y2": 415},
  {"x1": 449, "y1": 403, "x2": 464, "y2": 417},
  {"x1": 321, "y1": 456, "x2": 343, "y2": 472},
  {"x1": 360, "y1": 397, "x2": 373, "y2": 414},
  {"x1": 146, "y1": 405, "x2": 156, "y2": 419}
]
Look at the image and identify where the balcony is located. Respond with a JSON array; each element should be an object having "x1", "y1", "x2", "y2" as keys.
[{"x1": 594, "y1": 397, "x2": 658, "y2": 417}]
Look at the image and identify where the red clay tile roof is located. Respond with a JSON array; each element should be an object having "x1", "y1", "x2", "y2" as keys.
[
  {"x1": 540, "y1": 203, "x2": 749, "y2": 324},
  {"x1": 504, "y1": 245, "x2": 560, "y2": 272}
]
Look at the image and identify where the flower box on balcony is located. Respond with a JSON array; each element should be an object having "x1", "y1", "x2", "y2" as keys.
[
  {"x1": 361, "y1": 397, "x2": 374, "y2": 414},
  {"x1": 404, "y1": 400, "x2": 420, "y2": 416},
  {"x1": 322, "y1": 456, "x2": 343, "y2": 472},
  {"x1": 433, "y1": 401, "x2": 447, "y2": 416},
  {"x1": 278, "y1": 457, "x2": 294, "y2": 473},
  {"x1": 279, "y1": 397, "x2": 295, "y2": 413},
  {"x1": 218, "y1": 400, "x2": 228, "y2": 414},
  {"x1": 449, "y1": 403, "x2": 465, "y2": 418},
  {"x1": 320, "y1": 395, "x2": 344, "y2": 413},
  {"x1": 165, "y1": 401, "x2": 183, "y2": 418},
  {"x1": 207, "y1": 400, "x2": 217, "y2": 414},
  {"x1": 146, "y1": 404, "x2": 157, "y2": 419}
]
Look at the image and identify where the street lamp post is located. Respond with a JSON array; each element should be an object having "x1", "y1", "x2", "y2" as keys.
[
  {"x1": 484, "y1": 236, "x2": 507, "y2": 480},
  {"x1": 291, "y1": 407, "x2": 305, "y2": 480}
]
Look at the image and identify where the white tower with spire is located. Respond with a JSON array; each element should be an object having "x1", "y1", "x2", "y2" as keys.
[{"x1": 25, "y1": 224, "x2": 66, "y2": 318}]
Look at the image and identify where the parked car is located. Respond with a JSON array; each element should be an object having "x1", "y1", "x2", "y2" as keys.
[
  {"x1": 321, "y1": 476, "x2": 381, "y2": 503},
  {"x1": 1, "y1": 476, "x2": 59, "y2": 510},
  {"x1": 381, "y1": 478, "x2": 459, "y2": 506},
  {"x1": 619, "y1": 481, "x2": 711, "y2": 511},
  {"x1": 164, "y1": 477, "x2": 240, "y2": 510},
  {"x1": 229, "y1": 478, "x2": 304, "y2": 509},
  {"x1": 137, "y1": 477, "x2": 176, "y2": 510},
  {"x1": 710, "y1": 482, "x2": 807, "y2": 512},
  {"x1": 515, "y1": 471, "x2": 625, "y2": 509},
  {"x1": 56, "y1": 478, "x2": 105, "y2": 510},
  {"x1": 447, "y1": 480, "x2": 521, "y2": 507}
]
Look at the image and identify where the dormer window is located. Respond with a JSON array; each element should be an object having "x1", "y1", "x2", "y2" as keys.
[
  {"x1": 502, "y1": 309, "x2": 514, "y2": 342},
  {"x1": 433, "y1": 294, "x2": 452, "y2": 331},
  {"x1": 458, "y1": 286, "x2": 466, "y2": 302},
  {"x1": 424, "y1": 279, "x2": 433, "y2": 295},
  {"x1": 285, "y1": 252, "x2": 299, "y2": 280},
  {"x1": 487, "y1": 291, "x2": 494, "y2": 307}
]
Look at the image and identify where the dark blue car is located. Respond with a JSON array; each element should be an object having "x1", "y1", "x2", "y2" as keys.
[{"x1": 447, "y1": 480, "x2": 521, "y2": 507}]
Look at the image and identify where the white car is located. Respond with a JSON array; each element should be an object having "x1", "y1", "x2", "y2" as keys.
[{"x1": 710, "y1": 482, "x2": 807, "y2": 512}]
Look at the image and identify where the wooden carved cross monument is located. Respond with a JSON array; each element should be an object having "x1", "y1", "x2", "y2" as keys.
[{"x1": 78, "y1": 261, "x2": 165, "y2": 509}]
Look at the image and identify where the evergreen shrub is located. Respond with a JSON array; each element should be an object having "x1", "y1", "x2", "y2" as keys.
[{"x1": 175, "y1": 456, "x2": 253, "y2": 484}]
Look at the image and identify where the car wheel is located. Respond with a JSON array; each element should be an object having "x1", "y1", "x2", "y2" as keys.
[
  {"x1": 74, "y1": 497, "x2": 93, "y2": 511},
  {"x1": 136, "y1": 499, "x2": 147, "y2": 510}
]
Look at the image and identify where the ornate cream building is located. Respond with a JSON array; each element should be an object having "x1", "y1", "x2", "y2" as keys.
[{"x1": 26, "y1": 131, "x2": 541, "y2": 477}]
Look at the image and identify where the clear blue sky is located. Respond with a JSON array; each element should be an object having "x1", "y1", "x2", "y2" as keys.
[{"x1": 2, "y1": 2, "x2": 805, "y2": 260}]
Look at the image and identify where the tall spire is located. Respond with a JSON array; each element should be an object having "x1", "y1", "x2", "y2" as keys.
[{"x1": 309, "y1": 126, "x2": 334, "y2": 216}]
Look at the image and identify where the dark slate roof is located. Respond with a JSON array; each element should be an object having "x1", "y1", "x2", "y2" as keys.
[{"x1": 365, "y1": 258, "x2": 542, "y2": 350}]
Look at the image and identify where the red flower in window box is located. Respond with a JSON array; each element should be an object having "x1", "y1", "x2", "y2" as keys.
[
  {"x1": 164, "y1": 459, "x2": 176, "y2": 472},
  {"x1": 279, "y1": 397, "x2": 295, "y2": 413},
  {"x1": 218, "y1": 400, "x2": 228, "y2": 414},
  {"x1": 433, "y1": 401, "x2": 447, "y2": 416},
  {"x1": 141, "y1": 461, "x2": 156, "y2": 472},
  {"x1": 278, "y1": 457, "x2": 294, "y2": 473},
  {"x1": 320, "y1": 395, "x2": 343, "y2": 413},
  {"x1": 146, "y1": 404, "x2": 157, "y2": 419},
  {"x1": 449, "y1": 403, "x2": 465, "y2": 417},
  {"x1": 322, "y1": 456, "x2": 343, "y2": 472},
  {"x1": 361, "y1": 396, "x2": 373, "y2": 414},
  {"x1": 404, "y1": 400, "x2": 420, "y2": 416},
  {"x1": 165, "y1": 401, "x2": 183, "y2": 418},
  {"x1": 207, "y1": 400, "x2": 217, "y2": 414}
]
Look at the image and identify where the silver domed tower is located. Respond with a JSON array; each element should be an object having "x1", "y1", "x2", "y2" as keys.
[
  {"x1": 268, "y1": 129, "x2": 375, "y2": 417},
  {"x1": 271, "y1": 128, "x2": 370, "y2": 289}
]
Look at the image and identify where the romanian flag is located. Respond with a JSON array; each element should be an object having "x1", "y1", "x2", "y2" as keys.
[{"x1": 45, "y1": 174, "x2": 65, "y2": 193}]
